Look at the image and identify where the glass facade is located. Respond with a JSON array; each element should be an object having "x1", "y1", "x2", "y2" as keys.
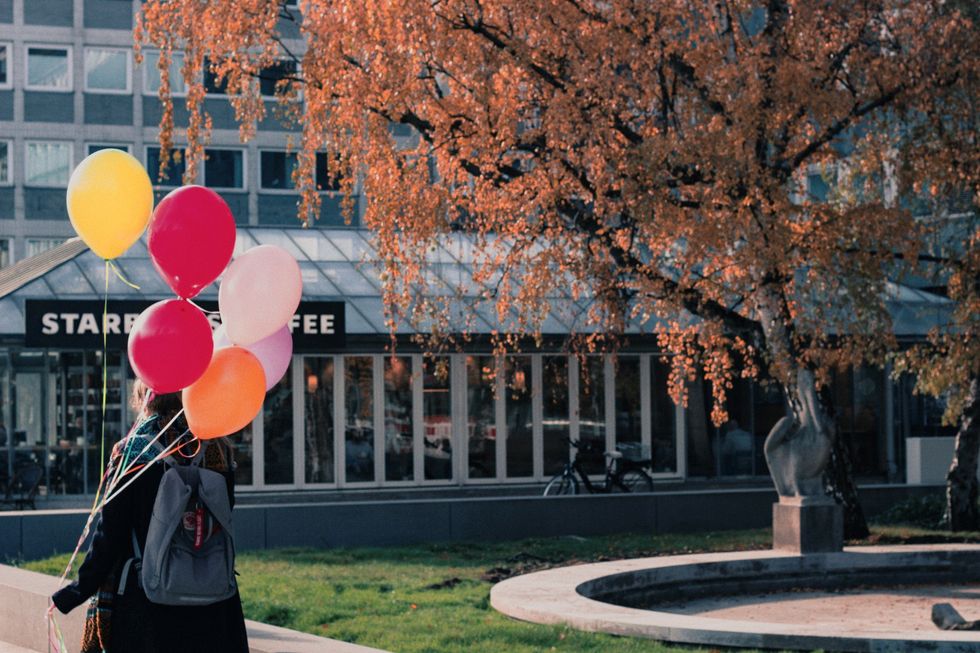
[{"x1": 0, "y1": 344, "x2": 915, "y2": 495}]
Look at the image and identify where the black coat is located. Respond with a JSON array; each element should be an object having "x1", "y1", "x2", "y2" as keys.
[{"x1": 52, "y1": 452, "x2": 249, "y2": 653}]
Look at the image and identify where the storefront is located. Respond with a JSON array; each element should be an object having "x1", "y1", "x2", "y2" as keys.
[{"x1": 0, "y1": 229, "x2": 954, "y2": 497}]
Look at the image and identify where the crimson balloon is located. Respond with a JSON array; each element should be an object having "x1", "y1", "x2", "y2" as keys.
[
  {"x1": 128, "y1": 299, "x2": 214, "y2": 393},
  {"x1": 148, "y1": 185, "x2": 236, "y2": 299}
]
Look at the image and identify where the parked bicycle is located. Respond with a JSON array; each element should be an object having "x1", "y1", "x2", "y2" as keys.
[{"x1": 542, "y1": 438, "x2": 654, "y2": 495}]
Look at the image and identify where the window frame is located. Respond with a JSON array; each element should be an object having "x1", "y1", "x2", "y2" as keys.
[
  {"x1": 0, "y1": 42, "x2": 12, "y2": 90},
  {"x1": 83, "y1": 46, "x2": 132, "y2": 95},
  {"x1": 25, "y1": 44, "x2": 73, "y2": 93},
  {"x1": 144, "y1": 145, "x2": 190, "y2": 189},
  {"x1": 258, "y1": 149, "x2": 341, "y2": 195},
  {"x1": 141, "y1": 49, "x2": 188, "y2": 98},
  {"x1": 24, "y1": 140, "x2": 74, "y2": 188},
  {"x1": 0, "y1": 139, "x2": 12, "y2": 186},
  {"x1": 203, "y1": 147, "x2": 248, "y2": 191}
]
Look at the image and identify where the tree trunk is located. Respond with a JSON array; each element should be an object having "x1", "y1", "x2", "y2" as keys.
[
  {"x1": 824, "y1": 429, "x2": 871, "y2": 539},
  {"x1": 946, "y1": 376, "x2": 980, "y2": 532}
]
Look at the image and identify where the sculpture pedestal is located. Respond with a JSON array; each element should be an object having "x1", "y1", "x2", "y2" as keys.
[{"x1": 772, "y1": 499, "x2": 843, "y2": 554}]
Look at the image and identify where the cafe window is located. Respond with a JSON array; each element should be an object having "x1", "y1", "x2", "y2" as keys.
[
  {"x1": 142, "y1": 50, "x2": 187, "y2": 96},
  {"x1": 615, "y1": 356, "x2": 641, "y2": 448},
  {"x1": 146, "y1": 147, "x2": 186, "y2": 187},
  {"x1": 25, "y1": 141, "x2": 72, "y2": 187},
  {"x1": 84, "y1": 47, "x2": 130, "y2": 93},
  {"x1": 204, "y1": 149, "x2": 245, "y2": 190},
  {"x1": 265, "y1": 360, "x2": 295, "y2": 485},
  {"x1": 423, "y1": 357, "x2": 452, "y2": 481},
  {"x1": 649, "y1": 356, "x2": 677, "y2": 473},
  {"x1": 26, "y1": 45, "x2": 72, "y2": 91},
  {"x1": 304, "y1": 357, "x2": 335, "y2": 484},
  {"x1": 0, "y1": 140, "x2": 10, "y2": 185},
  {"x1": 578, "y1": 356, "x2": 606, "y2": 475},
  {"x1": 466, "y1": 356, "x2": 496, "y2": 479},
  {"x1": 344, "y1": 357, "x2": 374, "y2": 483},
  {"x1": 260, "y1": 151, "x2": 341, "y2": 191},
  {"x1": 0, "y1": 43, "x2": 10, "y2": 89},
  {"x1": 542, "y1": 356, "x2": 569, "y2": 476},
  {"x1": 505, "y1": 356, "x2": 533, "y2": 478},
  {"x1": 384, "y1": 356, "x2": 414, "y2": 482}
]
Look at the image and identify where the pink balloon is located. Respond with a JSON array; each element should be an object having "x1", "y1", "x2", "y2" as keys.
[
  {"x1": 128, "y1": 299, "x2": 214, "y2": 393},
  {"x1": 219, "y1": 245, "x2": 302, "y2": 346},
  {"x1": 148, "y1": 186, "x2": 236, "y2": 299},
  {"x1": 213, "y1": 324, "x2": 292, "y2": 391}
]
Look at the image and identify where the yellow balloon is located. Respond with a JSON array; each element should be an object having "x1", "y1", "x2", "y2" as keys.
[{"x1": 66, "y1": 149, "x2": 154, "y2": 259}]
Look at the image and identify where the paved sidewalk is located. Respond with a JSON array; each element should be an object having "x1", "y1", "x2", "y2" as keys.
[{"x1": 0, "y1": 642, "x2": 38, "y2": 653}]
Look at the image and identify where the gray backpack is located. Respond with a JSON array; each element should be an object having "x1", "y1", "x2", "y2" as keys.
[{"x1": 125, "y1": 447, "x2": 237, "y2": 606}]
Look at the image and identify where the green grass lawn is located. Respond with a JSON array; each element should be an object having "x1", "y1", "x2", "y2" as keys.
[{"x1": 23, "y1": 526, "x2": 980, "y2": 653}]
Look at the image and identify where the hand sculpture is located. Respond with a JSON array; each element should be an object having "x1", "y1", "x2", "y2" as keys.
[{"x1": 764, "y1": 369, "x2": 833, "y2": 503}]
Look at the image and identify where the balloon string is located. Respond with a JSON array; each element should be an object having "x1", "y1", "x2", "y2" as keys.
[
  {"x1": 97, "y1": 261, "x2": 109, "y2": 508},
  {"x1": 187, "y1": 298, "x2": 221, "y2": 315},
  {"x1": 107, "y1": 259, "x2": 141, "y2": 290}
]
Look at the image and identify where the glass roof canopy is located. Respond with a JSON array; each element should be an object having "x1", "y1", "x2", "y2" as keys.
[{"x1": 0, "y1": 228, "x2": 952, "y2": 339}]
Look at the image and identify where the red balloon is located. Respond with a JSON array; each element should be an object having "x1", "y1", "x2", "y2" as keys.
[
  {"x1": 128, "y1": 299, "x2": 214, "y2": 393},
  {"x1": 148, "y1": 185, "x2": 236, "y2": 299}
]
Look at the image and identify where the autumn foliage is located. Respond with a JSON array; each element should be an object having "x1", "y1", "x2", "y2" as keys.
[{"x1": 137, "y1": 1, "x2": 979, "y2": 424}]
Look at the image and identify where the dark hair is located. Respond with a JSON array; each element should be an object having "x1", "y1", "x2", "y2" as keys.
[{"x1": 130, "y1": 379, "x2": 186, "y2": 439}]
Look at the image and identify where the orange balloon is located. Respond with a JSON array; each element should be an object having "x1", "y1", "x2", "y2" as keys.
[{"x1": 182, "y1": 347, "x2": 265, "y2": 439}]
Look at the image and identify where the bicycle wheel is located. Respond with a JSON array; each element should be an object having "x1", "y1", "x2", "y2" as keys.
[
  {"x1": 613, "y1": 469, "x2": 653, "y2": 493},
  {"x1": 543, "y1": 472, "x2": 578, "y2": 496}
]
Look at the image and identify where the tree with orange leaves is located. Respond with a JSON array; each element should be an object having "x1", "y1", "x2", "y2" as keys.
[{"x1": 137, "y1": 0, "x2": 979, "y2": 537}]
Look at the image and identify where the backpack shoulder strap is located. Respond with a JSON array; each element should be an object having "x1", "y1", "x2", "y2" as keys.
[{"x1": 190, "y1": 440, "x2": 209, "y2": 468}]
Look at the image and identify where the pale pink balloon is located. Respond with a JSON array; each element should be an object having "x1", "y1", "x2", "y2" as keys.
[
  {"x1": 219, "y1": 245, "x2": 302, "y2": 346},
  {"x1": 213, "y1": 324, "x2": 293, "y2": 391}
]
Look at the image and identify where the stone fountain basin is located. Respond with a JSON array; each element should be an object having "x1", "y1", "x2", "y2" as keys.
[{"x1": 490, "y1": 545, "x2": 980, "y2": 653}]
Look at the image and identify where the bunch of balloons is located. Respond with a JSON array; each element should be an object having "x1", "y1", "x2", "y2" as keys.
[{"x1": 65, "y1": 149, "x2": 303, "y2": 439}]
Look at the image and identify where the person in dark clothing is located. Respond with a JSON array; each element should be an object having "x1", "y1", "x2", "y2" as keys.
[{"x1": 51, "y1": 382, "x2": 249, "y2": 653}]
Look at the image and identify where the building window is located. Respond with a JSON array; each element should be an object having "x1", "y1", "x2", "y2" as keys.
[
  {"x1": 0, "y1": 43, "x2": 10, "y2": 89},
  {"x1": 423, "y1": 357, "x2": 453, "y2": 481},
  {"x1": 142, "y1": 50, "x2": 187, "y2": 96},
  {"x1": 304, "y1": 357, "x2": 335, "y2": 484},
  {"x1": 25, "y1": 141, "x2": 72, "y2": 187},
  {"x1": 145, "y1": 147, "x2": 186, "y2": 187},
  {"x1": 0, "y1": 140, "x2": 10, "y2": 185},
  {"x1": 260, "y1": 151, "x2": 341, "y2": 191},
  {"x1": 84, "y1": 47, "x2": 131, "y2": 94},
  {"x1": 26, "y1": 46, "x2": 72, "y2": 91},
  {"x1": 505, "y1": 356, "x2": 533, "y2": 478},
  {"x1": 87, "y1": 143, "x2": 130, "y2": 156},
  {"x1": 264, "y1": 359, "x2": 295, "y2": 484},
  {"x1": 384, "y1": 356, "x2": 414, "y2": 482},
  {"x1": 542, "y1": 356, "x2": 569, "y2": 476},
  {"x1": 26, "y1": 238, "x2": 67, "y2": 257},
  {"x1": 577, "y1": 356, "x2": 606, "y2": 475},
  {"x1": 344, "y1": 357, "x2": 374, "y2": 483},
  {"x1": 649, "y1": 356, "x2": 677, "y2": 473},
  {"x1": 466, "y1": 355, "x2": 496, "y2": 479},
  {"x1": 203, "y1": 56, "x2": 229, "y2": 95},
  {"x1": 0, "y1": 239, "x2": 11, "y2": 268},
  {"x1": 204, "y1": 149, "x2": 245, "y2": 189},
  {"x1": 259, "y1": 59, "x2": 298, "y2": 98}
]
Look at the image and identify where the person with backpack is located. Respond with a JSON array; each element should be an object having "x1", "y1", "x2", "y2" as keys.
[{"x1": 51, "y1": 381, "x2": 249, "y2": 653}]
